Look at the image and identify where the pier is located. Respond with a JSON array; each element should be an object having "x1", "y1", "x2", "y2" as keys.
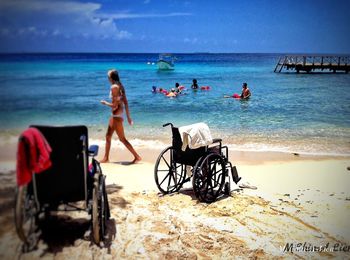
[{"x1": 274, "y1": 55, "x2": 350, "y2": 73}]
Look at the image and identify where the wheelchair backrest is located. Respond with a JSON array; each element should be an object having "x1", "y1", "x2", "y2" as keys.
[
  {"x1": 171, "y1": 127, "x2": 183, "y2": 151},
  {"x1": 29, "y1": 125, "x2": 89, "y2": 205},
  {"x1": 171, "y1": 127, "x2": 206, "y2": 166}
]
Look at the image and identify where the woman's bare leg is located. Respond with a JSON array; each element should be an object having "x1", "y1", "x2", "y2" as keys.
[
  {"x1": 100, "y1": 118, "x2": 114, "y2": 163},
  {"x1": 113, "y1": 118, "x2": 142, "y2": 163}
]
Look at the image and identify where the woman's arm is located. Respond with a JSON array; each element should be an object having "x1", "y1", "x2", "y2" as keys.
[{"x1": 100, "y1": 100, "x2": 113, "y2": 108}]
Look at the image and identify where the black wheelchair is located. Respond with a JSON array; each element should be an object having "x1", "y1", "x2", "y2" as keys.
[
  {"x1": 154, "y1": 123, "x2": 241, "y2": 203},
  {"x1": 14, "y1": 125, "x2": 110, "y2": 250}
]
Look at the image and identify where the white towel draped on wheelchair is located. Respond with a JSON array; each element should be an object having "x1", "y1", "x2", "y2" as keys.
[{"x1": 178, "y1": 122, "x2": 213, "y2": 151}]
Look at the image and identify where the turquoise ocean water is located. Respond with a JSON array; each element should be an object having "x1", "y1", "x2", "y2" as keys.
[{"x1": 0, "y1": 53, "x2": 349, "y2": 155}]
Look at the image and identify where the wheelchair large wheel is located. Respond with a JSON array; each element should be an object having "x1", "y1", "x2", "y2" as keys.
[
  {"x1": 92, "y1": 175, "x2": 100, "y2": 244},
  {"x1": 192, "y1": 153, "x2": 226, "y2": 203},
  {"x1": 14, "y1": 184, "x2": 38, "y2": 248},
  {"x1": 92, "y1": 168, "x2": 109, "y2": 245},
  {"x1": 99, "y1": 175, "x2": 109, "y2": 240},
  {"x1": 154, "y1": 146, "x2": 186, "y2": 194}
]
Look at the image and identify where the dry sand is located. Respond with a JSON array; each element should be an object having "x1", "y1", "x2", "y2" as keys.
[{"x1": 0, "y1": 144, "x2": 349, "y2": 259}]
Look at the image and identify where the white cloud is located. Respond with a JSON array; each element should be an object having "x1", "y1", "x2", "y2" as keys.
[
  {"x1": 0, "y1": 0, "x2": 133, "y2": 41},
  {"x1": 98, "y1": 12, "x2": 192, "y2": 20},
  {"x1": 184, "y1": 37, "x2": 198, "y2": 44},
  {"x1": 89, "y1": 17, "x2": 132, "y2": 39},
  {"x1": 117, "y1": 30, "x2": 132, "y2": 39},
  {"x1": 16, "y1": 26, "x2": 49, "y2": 37},
  {"x1": 0, "y1": 0, "x2": 100, "y2": 14},
  {"x1": 0, "y1": 0, "x2": 191, "y2": 43}
]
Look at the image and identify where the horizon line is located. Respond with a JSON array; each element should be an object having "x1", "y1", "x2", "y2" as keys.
[{"x1": 1, "y1": 51, "x2": 349, "y2": 55}]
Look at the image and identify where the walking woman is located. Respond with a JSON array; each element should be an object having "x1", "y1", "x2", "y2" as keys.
[{"x1": 100, "y1": 69, "x2": 141, "y2": 163}]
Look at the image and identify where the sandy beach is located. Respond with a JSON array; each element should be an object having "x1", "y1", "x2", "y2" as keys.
[{"x1": 0, "y1": 141, "x2": 349, "y2": 259}]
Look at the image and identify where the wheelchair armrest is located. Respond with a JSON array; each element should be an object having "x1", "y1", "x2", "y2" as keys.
[
  {"x1": 88, "y1": 145, "x2": 99, "y2": 156},
  {"x1": 212, "y1": 138, "x2": 222, "y2": 144}
]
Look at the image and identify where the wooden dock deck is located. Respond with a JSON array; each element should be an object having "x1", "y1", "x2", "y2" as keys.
[{"x1": 274, "y1": 55, "x2": 350, "y2": 73}]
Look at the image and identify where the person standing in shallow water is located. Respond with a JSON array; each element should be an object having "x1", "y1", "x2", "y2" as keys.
[
  {"x1": 240, "y1": 82, "x2": 251, "y2": 99},
  {"x1": 100, "y1": 69, "x2": 142, "y2": 164}
]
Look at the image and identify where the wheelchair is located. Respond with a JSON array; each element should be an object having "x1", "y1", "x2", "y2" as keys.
[
  {"x1": 154, "y1": 123, "x2": 241, "y2": 203},
  {"x1": 14, "y1": 125, "x2": 110, "y2": 250}
]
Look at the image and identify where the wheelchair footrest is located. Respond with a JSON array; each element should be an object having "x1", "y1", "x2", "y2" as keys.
[{"x1": 230, "y1": 165, "x2": 241, "y2": 184}]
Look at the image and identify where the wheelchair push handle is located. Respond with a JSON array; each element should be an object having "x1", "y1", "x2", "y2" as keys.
[{"x1": 163, "y1": 123, "x2": 173, "y2": 128}]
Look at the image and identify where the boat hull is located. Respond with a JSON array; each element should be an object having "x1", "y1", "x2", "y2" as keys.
[{"x1": 157, "y1": 60, "x2": 174, "y2": 70}]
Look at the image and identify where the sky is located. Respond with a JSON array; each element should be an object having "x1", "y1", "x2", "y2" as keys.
[{"x1": 0, "y1": 0, "x2": 349, "y2": 53}]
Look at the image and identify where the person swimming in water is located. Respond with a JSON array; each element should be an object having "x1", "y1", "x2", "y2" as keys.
[
  {"x1": 100, "y1": 69, "x2": 141, "y2": 164},
  {"x1": 175, "y1": 82, "x2": 182, "y2": 94},
  {"x1": 191, "y1": 79, "x2": 199, "y2": 89},
  {"x1": 166, "y1": 88, "x2": 177, "y2": 97}
]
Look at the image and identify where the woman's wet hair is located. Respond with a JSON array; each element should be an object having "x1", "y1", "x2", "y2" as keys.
[
  {"x1": 108, "y1": 69, "x2": 120, "y2": 82},
  {"x1": 193, "y1": 79, "x2": 197, "y2": 83},
  {"x1": 175, "y1": 82, "x2": 180, "y2": 87}
]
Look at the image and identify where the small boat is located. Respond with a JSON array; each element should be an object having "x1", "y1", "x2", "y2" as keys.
[{"x1": 157, "y1": 54, "x2": 176, "y2": 70}]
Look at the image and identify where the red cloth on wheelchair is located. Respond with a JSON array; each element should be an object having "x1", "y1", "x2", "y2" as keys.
[{"x1": 16, "y1": 127, "x2": 52, "y2": 186}]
